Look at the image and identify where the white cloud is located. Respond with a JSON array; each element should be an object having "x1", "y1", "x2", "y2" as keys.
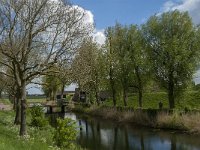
[
  {"x1": 162, "y1": 1, "x2": 177, "y2": 12},
  {"x1": 84, "y1": 10, "x2": 94, "y2": 24},
  {"x1": 93, "y1": 29, "x2": 106, "y2": 45},
  {"x1": 72, "y1": 5, "x2": 94, "y2": 25},
  {"x1": 161, "y1": 0, "x2": 200, "y2": 24},
  {"x1": 72, "y1": 5, "x2": 106, "y2": 45}
]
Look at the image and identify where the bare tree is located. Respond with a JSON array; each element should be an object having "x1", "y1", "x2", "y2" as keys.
[{"x1": 0, "y1": 0, "x2": 92, "y2": 136}]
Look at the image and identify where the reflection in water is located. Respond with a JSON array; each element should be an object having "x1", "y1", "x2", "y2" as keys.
[
  {"x1": 113, "y1": 127, "x2": 118, "y2": 150},
  {"x1": 48, "y1": 113, "x2": 200, "y2": 150}
]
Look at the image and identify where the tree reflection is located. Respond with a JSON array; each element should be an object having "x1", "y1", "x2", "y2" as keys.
[{"x1": 113, "y1": 126, "x2": 118, "y2": 150}]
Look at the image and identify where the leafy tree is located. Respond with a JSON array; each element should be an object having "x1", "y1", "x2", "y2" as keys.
[
  {"x1": 42, "y1": 74, "x2": 61, "y2": 101},
  {"x1": 105, "y1": 27, "x2": 120, "y2": 106},
  {"x1": 107, "y1": 24, "x2": 132, "y2": 106},
  {"x1": 142, "y1": 10, "x2": 200, "y2": 109},
  {"x1": 56, "y1": 60, "x2": 72, "y2": 99},
  {"x1": 127, "y1": 25, "x2": 150, "y2": 108},
  {"x1": 0, "y1": 0, "x2": 91, "y2": 136},
  {"x1": 71, "y1": 38, "x2": 106, "y2": 104},
  {"x1": 104, "y1": 23, "x2": 150, "y2": 108}
]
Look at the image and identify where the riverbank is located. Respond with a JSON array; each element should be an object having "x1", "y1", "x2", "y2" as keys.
[
  {"x1": 0, "y1": 110, "x2": 56, "y2": 150},
  {"x1": 0, "y1": 109, "x2": 83, "y2": 150},
  {"x1": 70, "y1": 105, "x2": 200, "y2": 134}
]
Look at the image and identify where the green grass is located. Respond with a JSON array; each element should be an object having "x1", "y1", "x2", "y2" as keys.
[
  {"x1": 0, "y1": 110, "x2": 84, "y2": 150},
  {"x1": 0, "y1": 98, "x2": 47, "y2": 104},
  {"x1": 0, "y1": 99, "x2": 12, "y2": 105},
  {"x1": 0, "y1": 111, "x2": 56, "y2": 150},
  {"x1": 27, "y1": 98, "x2": 47, "y2": 104},
  {"x1": 103, "y1": 91, "x2": 200, "y2": 109}
]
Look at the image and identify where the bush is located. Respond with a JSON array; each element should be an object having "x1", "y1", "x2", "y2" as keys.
[
  {"x1": 53, "y1": 118, "x2": 77, "y2": 148},
  {"x1": 30, "y1": 105, "x2": 48, "y2": 128}
]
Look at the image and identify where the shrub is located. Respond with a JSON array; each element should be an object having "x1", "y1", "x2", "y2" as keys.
[
  {"x1": 53, "y1": 118, "x2": 77, "y2": 148},
  {"x1": 30, "y1": 105, "x2": 48, "y2": 128}
]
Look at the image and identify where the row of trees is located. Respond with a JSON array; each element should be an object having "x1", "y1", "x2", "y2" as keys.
[
  {"x1": 0, "y1": 0, "x2": 92, "y2": 136},
  {"x1": 0, "y1": 0, "x2": 199, "y2": 137},
  {"x1": 71, "y1": 10, "x2": 200, "y2": 109}
]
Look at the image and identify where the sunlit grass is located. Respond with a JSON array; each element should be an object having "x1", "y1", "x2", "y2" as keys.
[
  {"x1": 0, "y1": 109, "x2": 84, "y2": 150},
  {"x1": 0, "y1": 111, "x2": 55, "y2": 150},
  {"x1": 27, "y1": 98, "x2": 47, "y2": 104},
  {"x1": 0, "y1": 99, "x2": 11, "y2": 105},
  {"x1": 103, "y1": 91, "x2": 200, "y2": 109}
]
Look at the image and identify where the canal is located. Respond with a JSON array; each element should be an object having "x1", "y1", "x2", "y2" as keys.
[{"x1": 48, "y1": 112, "x2": 200, "y2": 150}]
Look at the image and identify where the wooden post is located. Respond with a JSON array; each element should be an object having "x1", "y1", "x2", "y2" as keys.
[
  {"x1": 49, "y1": 106, "x2": 53, "y2": 113},
  {"x1": 61, "y1": 105, "x2": 65, "y2": 113},
  {"x1": 79, "y1": 120, "x2": 82, "y2": 131}
]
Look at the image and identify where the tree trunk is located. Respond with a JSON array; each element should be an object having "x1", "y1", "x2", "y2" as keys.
[
  {"x1": 136, "y1": 66, "x2": 143, "y2": 108},
  {"x1": 0, "y1": 90, "x2": 2, "y2": 99},
  {"x1": 111, "y1": 84, "x2": 116, "y2": 106},
  {"x1": 14, "y1": 88, "x2": 21, "y2": 124},
  {"x1": 123, "y1": 88, "x2": 127, "y2": 106},
  {"x1": 168, "y1": 79, "x2": 175, "y2": 109},
  {"x1": 52, "y1": 90, "x2": 56, "y2": 101},
  {"x1": 95, "y1": 91, "x2": 100, "y2": 106},
  {"x1": 109, "y1": 72, "x2": 116, "y2": 106},
  {"x1": 61, "y1": 84, "x2": 65, "y2": 99},
  {"x1": 13, "y1": 96, "x2": 16, "y2": 110},
  {"x1": 109, "y1": 36, "x2": 116, "y2": 107},
  {"x1": 14, "y1": 97, "x2": 21, "y2": 125},
  {"x1": 20, "y1": 82, "x2": 27, "y2": 136},
  {"x1": 138, "y1": 88, "x2": 143, "y2": 108}
]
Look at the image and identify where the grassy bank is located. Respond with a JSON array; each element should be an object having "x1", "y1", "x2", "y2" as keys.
[
  {"x1": 0, "y1": 111, "x2": 55, "y2": 150},
  {"x1": 0, "y1": 98, "x2": 47, "y2": 104},
  {"x1": 71, "y1": 105, "x2": 200, "y2": 134},
  {"x1": 104, "y1": 91, "x2": 200, "y2": 109},
  {"x1": 0, "y1": 110, "x2": 83, "y2": 150}
]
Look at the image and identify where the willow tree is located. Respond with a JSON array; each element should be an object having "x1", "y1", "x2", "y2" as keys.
[
  {"x1": 142, "y1": 10, "x2": 200, "y2": 109},
  {"x1": 105, "y1": 27, "x2": 119, "y2": 106},
  {"x1": 72, "y1": 38, "x2": 105, "y2": 104},
  {"x1": 125, "y1": 25, "x2": 150, "y2": 108},
  {"x1": 0, "y1": 0, "x2": 91, "y2": 136},
  {"x1": 107, "y1": 24, "x2": 132, "y2": 106}
]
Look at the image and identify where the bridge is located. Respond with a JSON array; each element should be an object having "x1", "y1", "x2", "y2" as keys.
[{"x1": 28, "y1": 100, "x2": 72, "y2": 113}]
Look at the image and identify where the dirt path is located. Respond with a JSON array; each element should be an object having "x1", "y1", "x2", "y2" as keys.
[{"x1": 0, "y1": 103, "x2": 12, "y2": 111}]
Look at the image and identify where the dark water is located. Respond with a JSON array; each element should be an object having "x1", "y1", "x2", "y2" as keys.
[{"x1": 48, "y1": 112, "x2": 200, "y2": 150}]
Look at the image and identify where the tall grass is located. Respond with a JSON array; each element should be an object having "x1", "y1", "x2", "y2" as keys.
[
  {"x1": 157, "y1": 112, "x2": 200, "y2": 133},
  {"x1": 72, "y1": 105, "x2": 200, "y2": 134}
]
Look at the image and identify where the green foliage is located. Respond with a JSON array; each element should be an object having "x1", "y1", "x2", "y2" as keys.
[
  {"x1": 142, "y1": 10, "x2": 200, "y2": 108},
  {"x1": 0, "y1": 110, "x2": 83, "y2": 150},
  {"x1": 104, "y1": 23, "x2": 151, "y2": 107},
  {"x1": 194, "y1": 83, "x2": 200, "y2": 91},
  {"x1": 42, "y1": 74, "x2": 61, "y2": 100},
  {"x1": 53, "y1": 118, "x2": 77, "y2": 148},
  {"x1": 29, "y1": 106, "x2": 48, "y2": 128},
  {"x1": 71, "y1": 38, "x2": 106, "y2": 104}
]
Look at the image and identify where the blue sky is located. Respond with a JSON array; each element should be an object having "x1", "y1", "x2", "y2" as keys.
[{"x1": 71, "y1": 0, "x2": 167, "y2": 29}]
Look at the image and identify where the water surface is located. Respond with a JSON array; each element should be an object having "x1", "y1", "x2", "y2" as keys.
[{"x1": 48, "y1": 112, "x2": 200, "y2": 150}]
